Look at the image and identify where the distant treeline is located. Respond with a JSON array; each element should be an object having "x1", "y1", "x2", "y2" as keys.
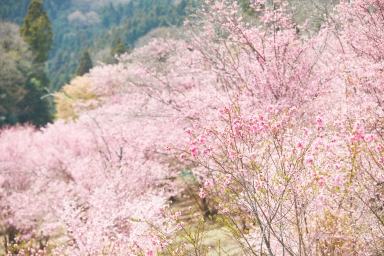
[{"x1": 0, "y1": 0, "x2": 194, "y2": 91}]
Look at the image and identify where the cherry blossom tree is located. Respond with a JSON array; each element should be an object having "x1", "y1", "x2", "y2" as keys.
[{"x1": 332, "y1": 0, "x2": 384, "y2": 119}]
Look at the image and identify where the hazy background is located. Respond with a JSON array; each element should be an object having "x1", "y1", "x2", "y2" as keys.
[{"x1": 0, "y1": 0, "x2": 190, "y2": 91}]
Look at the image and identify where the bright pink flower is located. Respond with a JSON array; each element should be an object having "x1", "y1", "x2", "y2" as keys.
[
  {"x1": 229, "y1": 150, "x2": 236, "y2": 160},
  {"x1": 305, "y1": 156, "x2": 314, "y2": 164},
  {"x1": 297, "y1": 142, "x2": 303, "y2": 149},
  {"x1": 189, "y1": 146, "x2": 199, "y2": 158},
  {"x1": 177, "y1": 221, "x2": 185, "y2": 229},
  {"x1": 199, "y1": 188, "x2": 206, "y2": 199}
]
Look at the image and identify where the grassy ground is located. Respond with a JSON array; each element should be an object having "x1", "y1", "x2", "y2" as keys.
[{"x1": 168, "y1": 178, "x2": 244, "y2": 255}]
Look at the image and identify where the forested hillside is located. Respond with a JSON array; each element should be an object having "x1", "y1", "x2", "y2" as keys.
[{"x1": 0, "y1": 0, "x2": 193, "y2": 91}]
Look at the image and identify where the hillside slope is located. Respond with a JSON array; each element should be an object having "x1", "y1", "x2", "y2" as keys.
[{"x1": 0, "y1": 0, "x2": 193, "y2": 91}]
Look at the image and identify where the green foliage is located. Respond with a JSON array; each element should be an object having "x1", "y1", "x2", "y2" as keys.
[
  {"x1": 0, "y1": 21, "x2": 51, "y2": 128},
  {"x1": 0, "y1": 37, "x2": 28, "y2": 126},
  {"x1": 16, "y1": 71, "x2": 52, "y2": 127},
  {"x1": 239, "y1": 0, "x2": 256, "y2": 15},
  {"x1": 111, "y1": 37, "x2": 127, "y2": 57},
  {"x1": 180, "y1": 169, "x2": 196, "y2": 182},
  {"x1": 76, "y1": 49, "x2": 93, "y2": 76},
  {"x1": 20, "y1": 0, "x2": 53, "y2": 63},
  {"x1": 17, "y1": 0, "x2": 53, "y2": 127},
  {"x1": 108, "y1": 36, "x2": 128, "y2": 64},
  {"x1": 115, "y1": 0, "x2": 192, "y2": 46},
  {"x1": 0, "y1": 0, "x2": 31, "y2": 24},
  {"x1": 101, "y1": 2, "x2": 119, "y2": 28},
  {"x1": 0, "y1": 0, "x2": 193, "y2": 91}
]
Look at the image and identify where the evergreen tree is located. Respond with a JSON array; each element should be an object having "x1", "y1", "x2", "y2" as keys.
[
  {"x1": 111, "y1": 37, "x2": 127, "y2": 57},
  {"x1": 0, "y1": 21, "x2": 52, "y2": 128},
  {"x1": 18, "y1": 0, "x2": 53, "y2": 127},
  {"x1": 16, "y1": 74, "x2": 52, "y2": 127},
  {"x1": 20, "y1": 0, "x2": 53, "y2": 63},
  {"x1": 76, "y1": 50, "x2": 93, "y2": 76}
]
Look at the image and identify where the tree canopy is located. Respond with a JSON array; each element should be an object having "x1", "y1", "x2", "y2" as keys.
[
  {"x1": 20, "y1": 0, "x2": 53, "y2": 63},
  {"x1": 10, "y1": 0, "x2": 54, "y2": 127},
  {"x1": 0, "y1": 21, "x2": 51, "y2": 128},
  {"x1": 0, "y1": 0, "x2": 194, "y2": 91},
  {"x1": 111, "y1": 37, "x2": 127, "y2": 57},
  {"x1": 76, "y1": 50, "x2": 93, "y2": 76}
]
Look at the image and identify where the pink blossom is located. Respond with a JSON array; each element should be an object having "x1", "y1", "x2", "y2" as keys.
[
  {"x1": 364, "y1": 134, "x2": 376, "y2": 142},
  {"x1": 199, "y1": 188, "x2": 206, "y2": 199},
  {"x1": 177, "y1": 221, "x2": 185, "y2": 229},
  {"x1": 194, "y1": 213, "x2": 201, "y2": 219},
  {"x1": 198, "y1": 135, "x2": 206, "y2": 145},
  {"x1": 288, "y1": 106, "x2": 297, "y2": 114},
  {"x1": 189, "y1": 146, "x2": 199, "y2": 158},
  {"x1": 173, "y1": 211, "x2": 181, "y2": 220},
  {"x1": 305, "y1": 156, "x2": 314, "y2": 164},
  {"x1": 218, "y1": 107, "x2": 230, "y2": 115}
]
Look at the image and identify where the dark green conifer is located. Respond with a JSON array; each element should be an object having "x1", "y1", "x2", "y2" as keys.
[
  {"x1": 20, "y1": 0, "x2": 53, "y2": 63},
  {"x1": 16, "y1": 75, "x2": 52, "y2": 127},
  {"x1": 17, "y1": 0, "x2": 53, "y2": 127},
  {"x1": 76, "y1": 50, "x2": 93, "y2": 76},
  {"x1": 111, "y1": 37, "x2": 127, "y2": 57}
]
